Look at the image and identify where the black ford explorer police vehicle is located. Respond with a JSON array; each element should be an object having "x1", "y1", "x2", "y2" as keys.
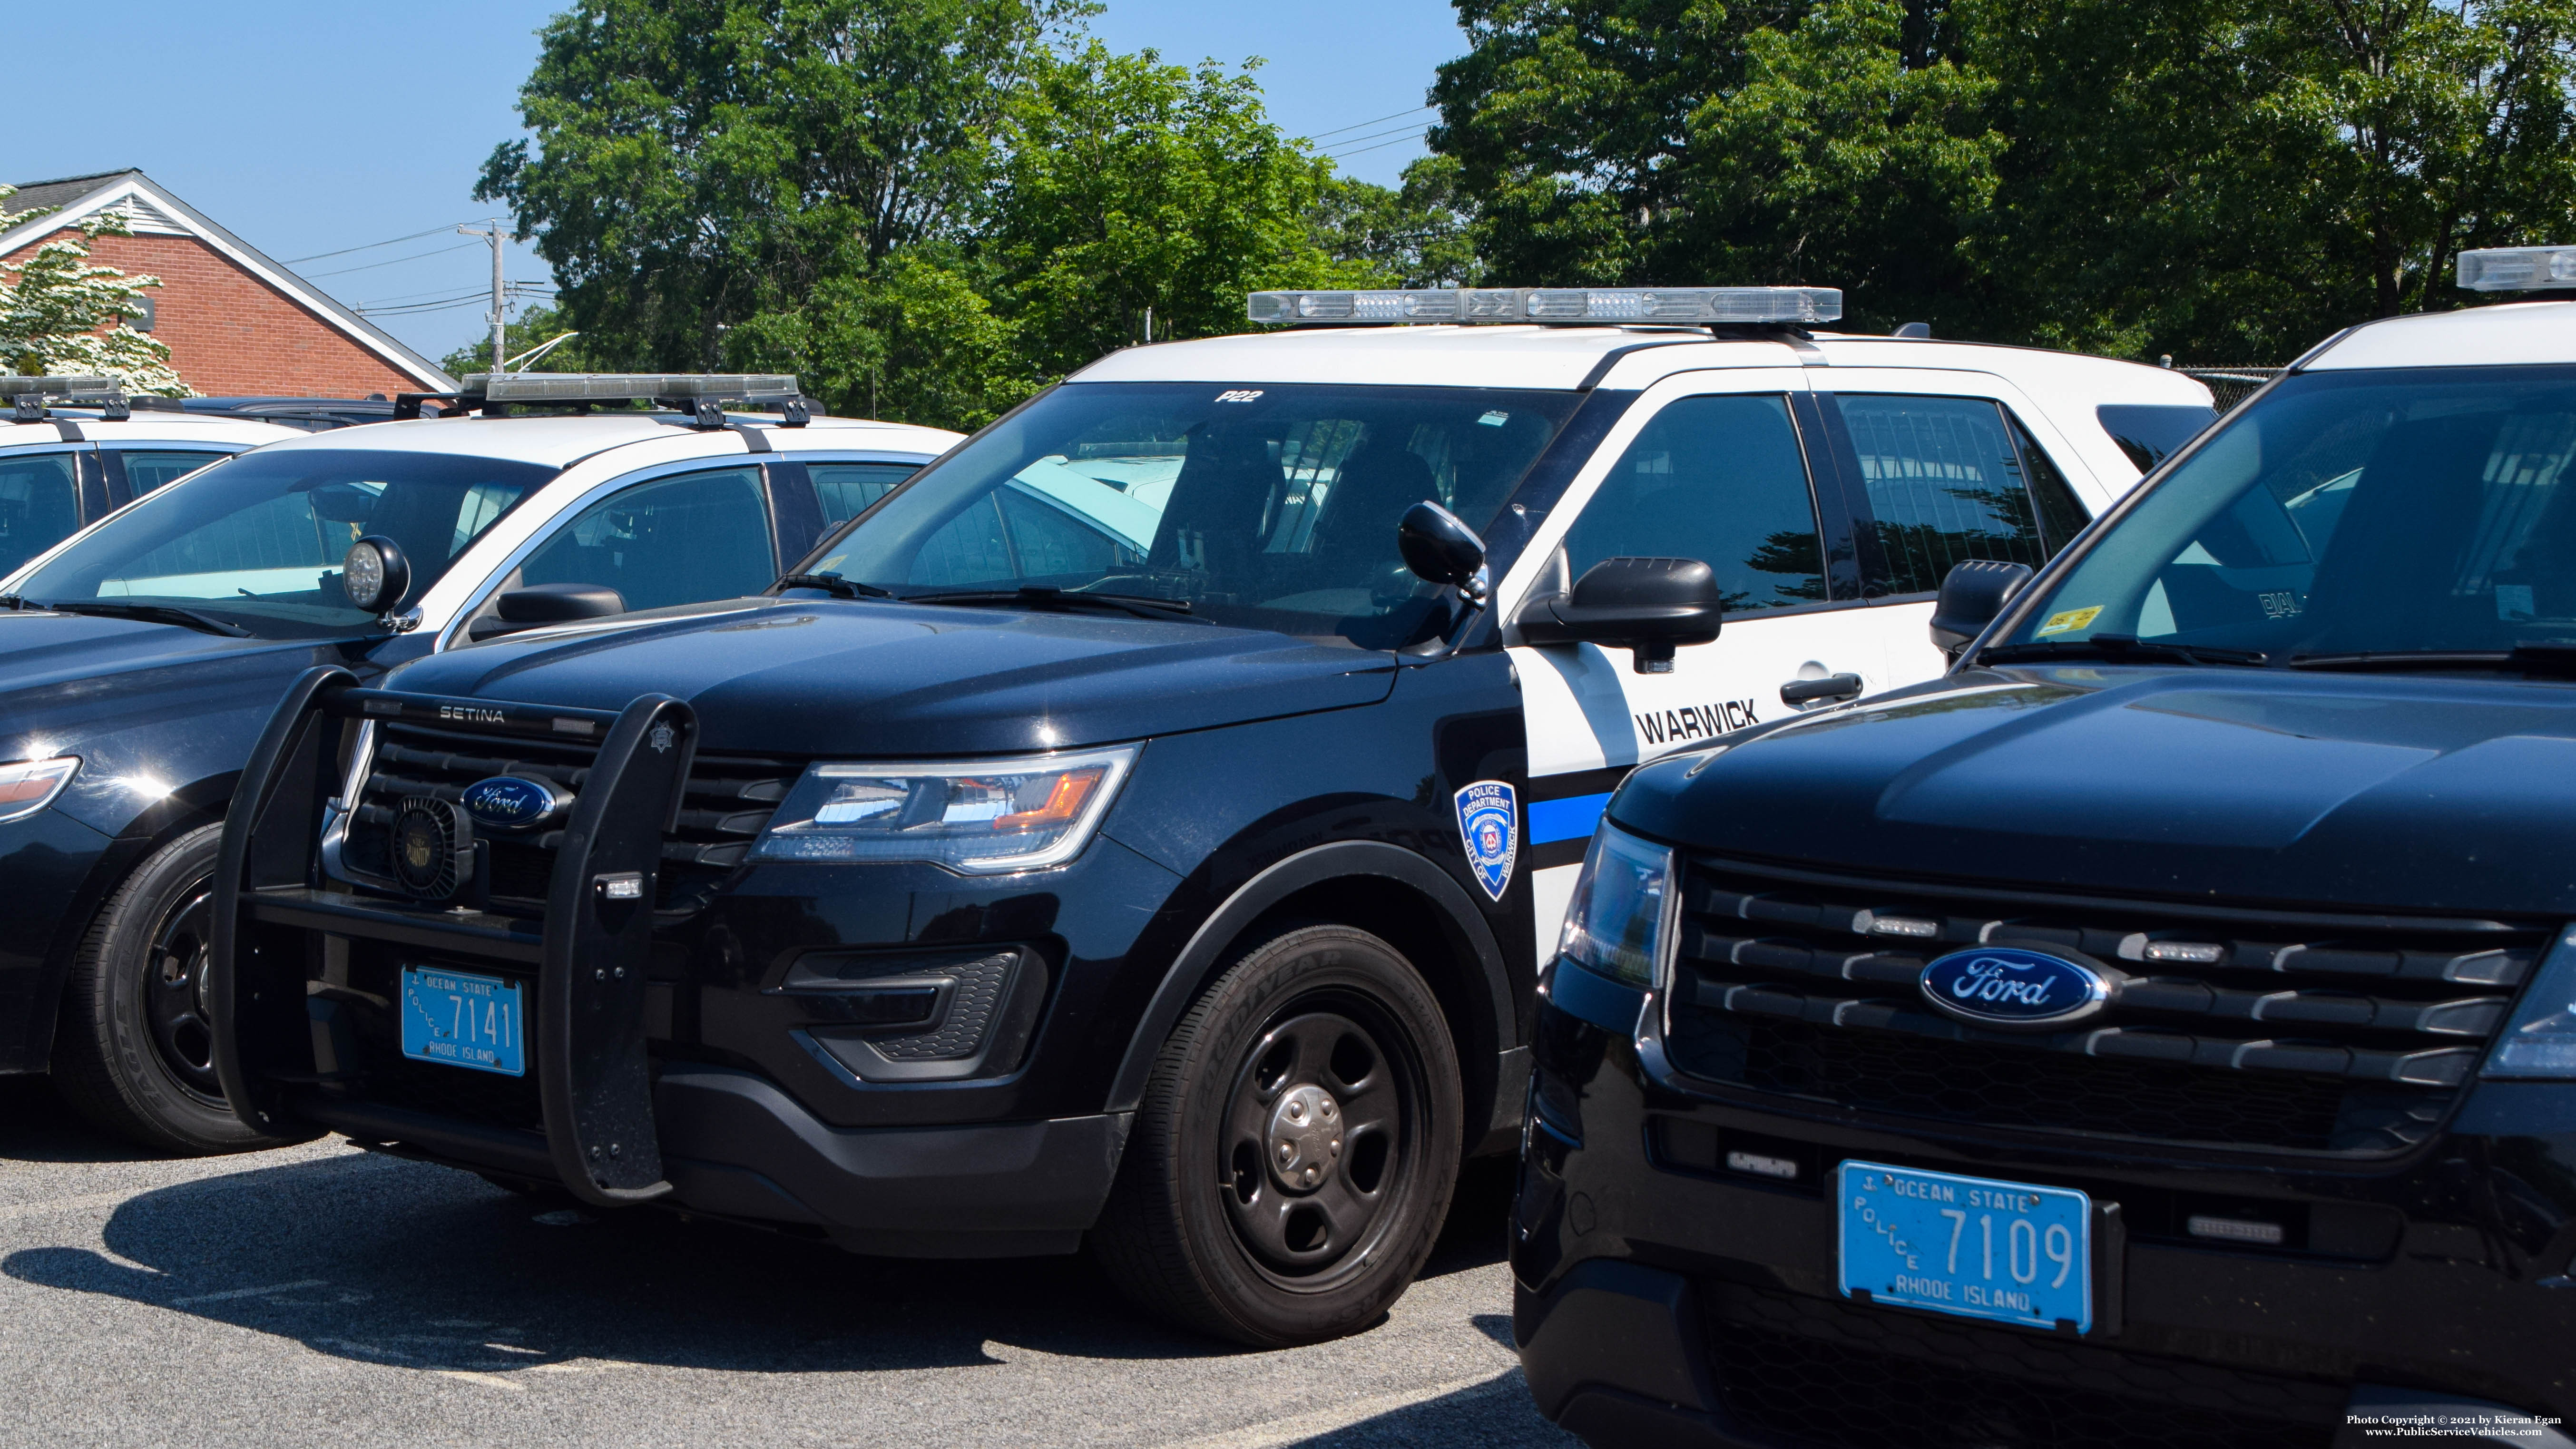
[
  {"x1": 1515, "y1": 254, "x2": 2576, "y2": 1445},
  {"x1": 205, "y1": 285, "x2": 2200, "y2": 1346}
]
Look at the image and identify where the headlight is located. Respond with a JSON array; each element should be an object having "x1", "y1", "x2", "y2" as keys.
[
  {"x1": 2485, "y1": 929, "x2": 2576, "y2": 1077},
  {"x1": 0, "y1": 756, "x2": 78, "y2": 823},
  {"x1": 751, "y1": 745, "x2": 1136, "y2": 873},
  {"x1": 1556, "y1": 822, "x2": 1677, "y2": 989}
]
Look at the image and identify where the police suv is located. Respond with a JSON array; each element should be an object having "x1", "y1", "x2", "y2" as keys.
[
  {"x1": 1517, "y1": 254, "x2": 2576, "y2": 1445},
  {"x1": 206, "y1": 289, "x2": 2207, "y2": 1346},
  {"x1": 0, "y1": 375, "x2": 952, "y2": 1153}
]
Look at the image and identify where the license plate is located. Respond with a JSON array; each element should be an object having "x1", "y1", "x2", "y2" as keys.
[
  {"x1": 1838, "y1": 1160, "x2": 2092, "y2": 1332},
  {"x1": 399, "y1": 967, "x2": 526, "y2": 1077}
]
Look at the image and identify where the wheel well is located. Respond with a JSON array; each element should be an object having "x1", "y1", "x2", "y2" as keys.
[
  {"x1": 1229, "y1": 875, "x2": 1504, "y2": 1155},
  {"x1": 19, "y1": 797, "x2": 229, "y2": 1072}
]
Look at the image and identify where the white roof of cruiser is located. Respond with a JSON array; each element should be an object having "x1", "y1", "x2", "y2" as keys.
[
  {"x1": 1072, "y1": 324, "x2": 2209, "y2": 406},
  {"x1": 240, "y1": 412, "x2": 962, "y2": 468},
  {"x1": 0, "y1": 413, "x2": 302, "y2": 453},
  {"x1": 2302, "y1": 299, "x2": 2576, "y2": 370}
]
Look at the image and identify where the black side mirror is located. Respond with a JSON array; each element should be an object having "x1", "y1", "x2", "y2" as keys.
[
  {"x1": 467, "y1": 583, "x2": 627, "y2": 641},
  {"x1": 1397, "y1": 500, "x2": 1488, "y2": 605},
  {"x1": 1929, "y1": 559, "x2": 2035, "y2": 656},
  {"x1": 1516, "y1": 556, "x2": 1722, "y2": 674}
]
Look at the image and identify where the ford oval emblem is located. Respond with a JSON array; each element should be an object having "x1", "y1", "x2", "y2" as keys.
[
  {"x1": 460, "y1": 775, "x2": 563, "y2": 833},
  {"x1": 1918, "y1": 947, "x2": 2116, "y2": 1030}
]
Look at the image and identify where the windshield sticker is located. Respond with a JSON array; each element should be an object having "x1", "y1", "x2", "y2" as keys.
[
  {"x1": 2036, "y1": 606, "x2": 2103, "y2": 636},
  {"x1": 1454, "y1": 781, "x2": 1519, "y2": 902},
  {"x1": 1478, "y1": 410, "x2": 1509, "y2": 426},
  {"x1": 1213, "y1": 389, "x2": 1264, "y2": 403}
]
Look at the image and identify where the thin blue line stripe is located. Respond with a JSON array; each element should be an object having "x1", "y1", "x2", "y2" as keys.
[{"x1": 1528, "y1": 793, "x2": 1611, "y2": 845}]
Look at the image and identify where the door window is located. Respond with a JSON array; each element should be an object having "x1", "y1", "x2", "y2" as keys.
[
  {"x1": 1563, "y1": 393, "x2": 1826, "y2": 612},
  {"x1": 116, "y1": 450, "x2": 229, "y2": 495},
  {"x1": 1830, "y1": 394, "x2": 2088, "y2": 594},
  {"x1": 812, "y1": 462, "x2": 921, "y2": 526},
  {"x1": 517, "y1": 467, "x2": 776, "y2": 613},
  {"x1": 0, "y1": 451, "x2": 82, "y2": 575}
]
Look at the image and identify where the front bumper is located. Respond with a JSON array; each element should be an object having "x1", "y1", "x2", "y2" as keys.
[{"x1": 1512, "y1": 962, "x2": 2576, "y2": 1449}]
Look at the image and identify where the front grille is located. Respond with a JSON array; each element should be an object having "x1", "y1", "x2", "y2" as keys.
[
  {"x1": 339, "y1": 720, "x2": 798, "y2": 916},
  {"x1": 1704, "y1": 1283, "x2": 2344, "y2": 1449},
  {"x1": 1665, "y1": 857, "x2": 2542, "y2": 1155}
]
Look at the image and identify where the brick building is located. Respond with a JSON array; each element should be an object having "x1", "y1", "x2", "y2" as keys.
[{"x1": 0, "y1": 169, "x2": 456, "y2": 397}]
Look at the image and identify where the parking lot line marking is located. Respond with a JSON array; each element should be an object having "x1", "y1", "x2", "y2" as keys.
[
  {"x1": 431, "y1": 1370, "x2": 529, "y2": 1393},
  {"x1": 1158, "y1": 1368, "x2": 1524, "y2": 1449},
  {"x1": 170, "y1": 1279, "x2": 329, "y2": 1306}
]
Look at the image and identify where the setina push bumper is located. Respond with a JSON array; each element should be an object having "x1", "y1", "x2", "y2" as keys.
[{"x1": 208, "y1": 666, "x2": 1121, "y2": 1252}]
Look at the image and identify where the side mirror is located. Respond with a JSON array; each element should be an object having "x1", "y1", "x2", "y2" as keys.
[
  {"x1": 1516, "y1": 556, "x2": 1722, "y2": 674},
  {"x1": 467, "y1": 583, "x2": 627, "y2": 641},
  {"x1": 1397, "y1": 500, "x2": 1488, "y2": 605},
  {"x1": 1929, "y1": 559, "x2": 2035, "y2": 657},
  {"x1": 342, "y1": 536, "x2": 410, "y2": 614}
]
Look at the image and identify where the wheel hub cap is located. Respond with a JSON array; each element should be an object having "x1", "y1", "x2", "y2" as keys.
[{"x1": 1267, "y1": 1083, "x2": 1343, "y2": 1189}]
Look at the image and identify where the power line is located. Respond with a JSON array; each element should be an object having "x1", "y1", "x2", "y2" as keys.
[
  {"x1": 1304, "y1": 104, "x2": 1434, "y2": 143},
  {"x1": 284, "y1": 220, "x2": 486, "y2": 265},
  {"x1": 1324, "y1": 120, "x2": 1434, "y2": 155},
  {"x1": 304, "y1": 239, "x2": 485, "y2": 280},
  {"x1": 1328, "y1": 129, "x2": 1431, "y2": 161}
]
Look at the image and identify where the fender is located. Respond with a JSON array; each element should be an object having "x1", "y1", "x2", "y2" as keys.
[{"x1": 1106, "y1": 839, "x2": 1513, "y2": 1114}]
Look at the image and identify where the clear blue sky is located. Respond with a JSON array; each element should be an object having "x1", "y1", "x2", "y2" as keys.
[{"x1": 8, "y1": 1, "x2": 1463, "y2": 368}]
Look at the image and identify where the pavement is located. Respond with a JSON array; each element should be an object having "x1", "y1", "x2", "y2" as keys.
[{"x1": 0, "y1": 1076, "x2": 1577, "y2": 1449}]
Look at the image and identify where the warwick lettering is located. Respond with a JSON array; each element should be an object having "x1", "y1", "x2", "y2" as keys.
[{"x1": 1636, "y1": 698, "x2": 1758, "y2": 747}]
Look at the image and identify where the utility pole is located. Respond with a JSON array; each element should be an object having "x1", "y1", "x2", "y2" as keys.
[{"x1": 460, "y1": 221, "x2": 506, "y2": 374}]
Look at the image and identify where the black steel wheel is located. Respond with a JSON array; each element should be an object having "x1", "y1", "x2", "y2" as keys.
[
  {"x1": 1093, "y1": 924, "x2": 1462, "y2": 1346},
  {"x1": 51, "y1": 822, "x2": 313, "y2": 1154}
]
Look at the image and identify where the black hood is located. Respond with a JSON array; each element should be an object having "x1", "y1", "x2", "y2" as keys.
[
  {"x1": 1613, "y1": 664, "x2": 2576, "y2": 917},
  {"x1": 382, "y1": 597, "x2": 1398, "y2": 755}
]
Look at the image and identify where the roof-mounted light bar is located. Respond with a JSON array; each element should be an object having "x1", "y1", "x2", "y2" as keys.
[
  {"x1": 2458, "y1": 246, "x2": 2576, "y2": 292},
  {"x1": 399, "y1": 373, "x2": 811, "y2": 428},
  {"x1": 1247, "y1": 286, "x2": 1842, "y2": 327},
  {"x1": 5, "y1": 375, "x2": 129, "y2": 423}
]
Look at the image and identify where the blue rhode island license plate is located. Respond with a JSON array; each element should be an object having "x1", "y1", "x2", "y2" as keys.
[
  {"x1": 399, "y1": 967, "x2": 526, "y2": 1077},
  {"x1": 1838, "y1": 1160, "x2": 2092, "y2": 1332}
]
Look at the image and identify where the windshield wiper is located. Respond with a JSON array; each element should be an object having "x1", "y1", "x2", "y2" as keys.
[
  {"x1": 22, "y1": 599, "x2": 252, "y2": 637},
  {"x1": 1979, "y1": 633, "x2": 2270, "y2": 667},
  {"x1": 904, "y1": 586, "x2": 1203, "y2": 624},
  {"x1": 2288, "y1": 644, "x2": 2576, "y2": 676},
  {"x1": 773, "y1": 572, "x2": 893, "y2": 600}
]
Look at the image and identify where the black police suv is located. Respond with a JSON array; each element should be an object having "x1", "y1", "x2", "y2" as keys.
[{"x1": 1514, "y1": 304, "x2": 2576, "y2": 1446}]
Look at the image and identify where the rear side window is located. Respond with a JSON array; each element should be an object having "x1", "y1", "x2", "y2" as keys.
[
  {"x1": 116, "y1": 449, "x2": 229, "y2": 495},
  {"x1": 812, "y1": 462, "x2": 921, "y2": 525},
  {"x1": 0, "y1": 450, "x2": 80, "y2": 574},
  {"x1": 2098, "y1": 403, "x2": 2217, "y2": 474},
  {"x1": 1831, "y1": 394, "x2": 2088, "y2": 595}
]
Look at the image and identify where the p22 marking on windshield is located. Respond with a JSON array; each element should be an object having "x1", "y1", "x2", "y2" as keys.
[{"x1": 1213, "y1": 390, "x2": 1264, "y2": 403}]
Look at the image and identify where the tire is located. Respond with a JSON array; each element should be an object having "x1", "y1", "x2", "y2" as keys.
[
  {"x1": 1093, "y1": 923, "x2": 1463, "y2": 1347},
  {"x1": 50, "y1": 823, "x2": 313, "y2": 1154}
]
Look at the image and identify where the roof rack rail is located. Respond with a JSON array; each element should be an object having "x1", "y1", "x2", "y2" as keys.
[
  {"x1": 3, "y1": 375, "x2": 130, "y2": 422},
  {"x1": 1247, "y1": 286, "x2": 1842, "y2": 328},
  {"x1": 392, "y1": 373, "x2": 811, "y2": 427}
]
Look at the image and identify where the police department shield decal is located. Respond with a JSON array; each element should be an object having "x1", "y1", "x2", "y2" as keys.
[{"x1": 1453, "y1": 781, "x2": 1518, "y2": 901}]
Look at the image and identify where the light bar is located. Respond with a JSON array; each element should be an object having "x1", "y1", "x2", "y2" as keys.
[
  {"x1": 2458, "y1": 246, "x2": 2576, "y2": 291},
  {"x1": 1247, "y1": 286, "x2": 1841, "y2": 327},
  {"x1": 465, "y1": 373, "x2": 801, "y2": 402},
  {"x1": 0, "y1": 376, "x2": 120, "y2": 397}
]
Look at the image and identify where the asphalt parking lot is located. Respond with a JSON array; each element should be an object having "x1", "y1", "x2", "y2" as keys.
[{"x1": 0, "y1": 1078, "x2": 1573, "y2": 1448}]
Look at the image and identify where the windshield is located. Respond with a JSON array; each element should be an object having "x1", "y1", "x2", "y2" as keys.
[
  {"x1": 803, "y1": 382, "x2": 1581, "y2": 647},
  {"x1": 13, "y1": 449, "x2": 553, "y2": 637},
  {"x1": 2000, "y1": 365, "x2": 2576, "y2": 661}
]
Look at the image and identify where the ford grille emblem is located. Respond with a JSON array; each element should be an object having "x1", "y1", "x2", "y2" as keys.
[
  {"x1": 460, "y1": 775, "x2": 563, "y2": 833},
  {"x1": 1918, "y1": 947, "x2": 2116, "y2": 1030}
]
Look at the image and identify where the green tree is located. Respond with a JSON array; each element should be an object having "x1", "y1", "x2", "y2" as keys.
[
  {"x1": 0, "y1": 189, "x2": 189, "y2": 396},
  {"x1": 436, "y1": 303, "x2": 604, "y2": 378}
]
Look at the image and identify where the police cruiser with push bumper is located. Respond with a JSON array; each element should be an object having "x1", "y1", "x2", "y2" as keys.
[
  {"x1": 1515, "y1": 253, "x2": 2576, "y2": 1445},
  {"x1": 0, "y1": 374, "x2": 952, "y2": 1154},
  {"x1": 206, "y1": 286, "x2": 2205, "y2": 1346}
]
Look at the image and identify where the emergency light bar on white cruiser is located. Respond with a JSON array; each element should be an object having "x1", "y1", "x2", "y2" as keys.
[
  {"x1": 461, "y1": 373, "x2": 803, "y2": 403},
  {"x1": 1247, "y1": 286, "x2": 1842, "y2": 326},
  {"x1": 2458, "y1": 246, "x2": 2576, "y2": 291}
]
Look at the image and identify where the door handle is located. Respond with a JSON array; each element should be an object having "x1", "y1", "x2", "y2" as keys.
[{"x1": 1780, "y1": 672, "x2": 1864, "y2": 706}]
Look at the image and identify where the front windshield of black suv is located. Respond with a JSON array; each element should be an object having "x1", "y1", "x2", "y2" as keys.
[
  {"x1": 803, "y1": 382, "x2": 1581, "y2": 648},
  {"x1": 2001, "y1": 365, "x2": 2576, "y2": 661},
  {"x1": 12, "y1": 449, "x2": 553, "y2": 637}
]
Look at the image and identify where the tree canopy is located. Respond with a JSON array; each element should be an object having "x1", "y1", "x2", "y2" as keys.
[{"x1": 0, "y1": 190, "x2": 189, "y2": 396}]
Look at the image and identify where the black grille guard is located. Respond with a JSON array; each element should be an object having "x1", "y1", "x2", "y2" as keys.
[{"x1": 208, "y1": 666, "x2": 700, "y2": 1206}]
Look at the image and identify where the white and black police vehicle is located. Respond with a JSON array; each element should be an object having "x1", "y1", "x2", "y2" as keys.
[
  {"x1": 0, "y1": 374, "x2": 953, "y2": 1153},
  {"x1": 206, "y1": 288, "x2": 2209, "y2": 1345},
  {"x1": 1517, "y1": 252, "x2": 2576, "y2": 1446}
]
